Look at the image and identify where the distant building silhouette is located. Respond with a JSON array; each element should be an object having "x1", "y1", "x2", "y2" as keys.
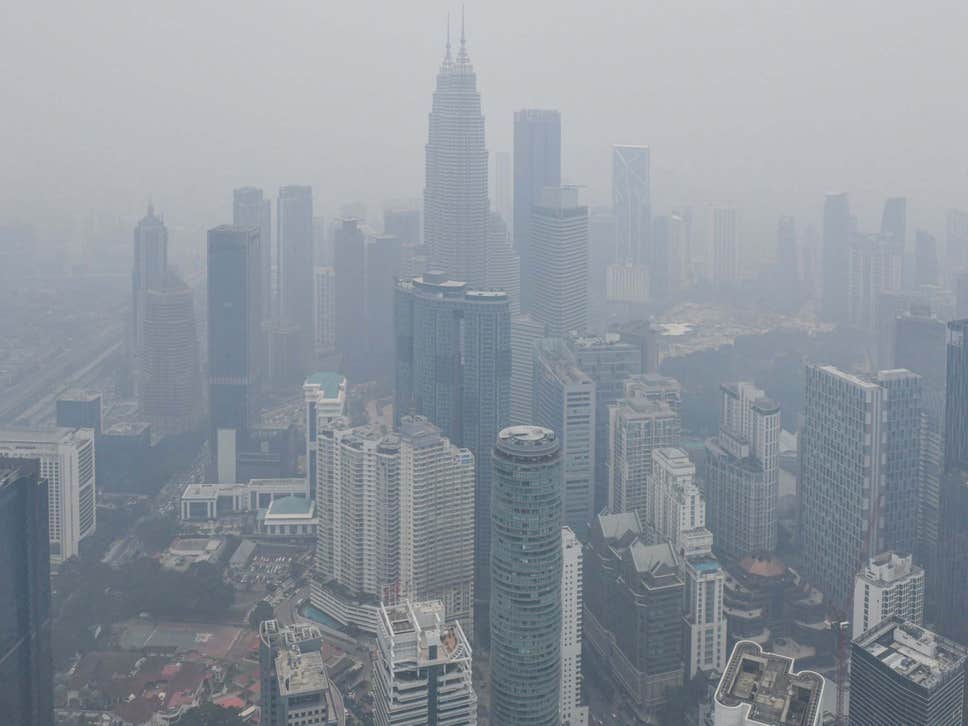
[
  {"x1": 278, "y1": 185, "x2": 314, "y2": 372},
  {"x1": 532, "y1": 187, "x2": 589, "y2": 337},
  {"x1": 822, "y1": 192, "x2": 851, "y2": 323}
]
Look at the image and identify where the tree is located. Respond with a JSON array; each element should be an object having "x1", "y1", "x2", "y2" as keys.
[
  {"x1": 175, "y1": 703, "x2": 244, "y2": 726},
  {"x1": 249, "y1": 600, "x2": 274, "y2": 629},
  {"x1": 135, "y1": 514, "x2": 178, "y2": 552}
]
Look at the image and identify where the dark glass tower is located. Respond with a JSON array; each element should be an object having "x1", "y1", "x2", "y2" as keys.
[
  {"x1": 332, "y1": 218, "x2": 366, "y2": 378},
  {"x1": 513, "y1": 109, "x2": 561, "y2": 311},
  {"x1": 277, "y1": 185, "x2": 314, "y2": 371},
  {"x1": 0, "y1": 458, "x2": 53, "y2": 726},
  {"x1": 490, "y1": 426, "x2": 562, "y2": 726},
  {"x1": 233, "y1": 187, "x2": 273, "y2": 323}
]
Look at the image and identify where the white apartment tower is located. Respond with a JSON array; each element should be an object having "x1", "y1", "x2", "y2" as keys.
[
  {"x1": 374, "y1": 601, "x2": 476, "y2": 726},
  {"x1": 0, "y1": 427, "x2": 96, "y2": 564},
  {"x1": 852, "y1": 551, "x2": 925, "y2": 639},
  {"x1": 303, "y1": 372, "x2": 346, "y2": 498},
  {"x1": 560, "y1": 528, "x2": 589, "y2": 726}
]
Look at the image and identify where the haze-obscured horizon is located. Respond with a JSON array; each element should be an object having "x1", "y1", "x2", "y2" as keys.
[{"x1": 3, "y1": 0, "x2": 966, "y2": 251}]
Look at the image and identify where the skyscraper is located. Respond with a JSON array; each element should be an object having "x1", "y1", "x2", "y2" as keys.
[
  {"x1": 490, "y1": 426, "x2": 562, "y2": 726},
  {"x1": 494, "y1": 150, "x2": 512, "y2": 226},
  {"x1": 560, "y1": 528, "x2": 588, "y2": 726},
  {"x1": 776, "y1": 215, "x2": 798, "y2": 292},
  {"x1": 130, "y1": 204, "x2": 168, "y2": 390},
  {"x1": 394, "y1": 272, "x2": 511, "y2": 626},
  {"x1": 612, "y1": 145, "x2": 650, "y2": 267},
  {"x1": 651, "y1": 213, "x2": 684, "y2": 299},
  {"x1": 850, "y1": 618, "x2": 967, "y2": 726},
  {"x1": 423, "y1": 23, "x2": 488, "y2": 286},
  {"x1": 880, "y1": 196, "x2": 907, "y2": 252},
  {"x1": 513, "y1": 109, "x2": 561, "y2": 310},
  {"x1": 852, "y1": 551, "x2": 925, "y2": 639},
  {"x1": 822, "y1": 192, "x2": 852, "y2": 323},
  {"x1": 533, "y1": 338, "x2": 596, "y2": 533},
  {"x1": 278, "y1": 185, "x2": 314, "y2": 369},
  {"x1": 374, "y1": 601, "x2": 476, "y2": 726},
  {"x1": 233, "y1": 187, "x2": 273, "y2": 322},
  {"x1": 915, "y1": 228, "x2": 939, "y2": 287},
  {"x1": 703, "y1": 383, "x2": 780, "y2": 559},
  {"x1": 509, "y1": 313, "x2": 545, "y2": 425},
  {"x1": 140, "y1": 276, "x2": 202, "y2": 435},
  {"x1": 531, "y1": 186, "x2": 589, "y2": 337},
  {"x1": 800, "y1": 365, "x2": 921, "y2": 611},
  {"x1": 945, "y1": 208, "x2": 968, "y2": 272},
  {"x1": 332, "y1": 218, "x2": 365, "y2": 377},
  {"x1": 711, "y1": 205, "x2": 738, "y2": 284},
  {"x1": 0, "y1": 460, "x2": 54, "y2": 726},
  {"x1": 847, "y1": 233, "x2": 903, "y2": 331},
  {"x1": 313, "y1": 266, "x2": 336, "y2": 363},
  {"x1": 207, "y1": 225, "x2": 262, "y2": 480},
  {"x1": 485, "y1": 211, "x2": 520, "y2": 314},
  {"x1": 363, "y1": 231, "x2": 401, "y2": 379}
]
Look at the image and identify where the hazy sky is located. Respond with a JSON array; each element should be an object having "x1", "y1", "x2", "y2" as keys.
[{"x1": 3, "y1": 1, "x2": 967, "y2": 247}]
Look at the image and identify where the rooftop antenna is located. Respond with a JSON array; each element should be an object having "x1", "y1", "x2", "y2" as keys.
[{"x1": 445, "y1": 13, "x2": 452, "y2": 61}]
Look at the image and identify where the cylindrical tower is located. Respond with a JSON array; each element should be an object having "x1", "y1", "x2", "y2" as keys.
[{"x1": 490, "y1": 425, "x2": 562, "y2": 726}]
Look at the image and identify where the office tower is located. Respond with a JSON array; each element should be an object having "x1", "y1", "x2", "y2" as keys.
[
  {"x1": 852, "y1": 552, "x2": 925, "y2": 639},
  {"x1": 130, "y1": 204, "x2": 168, "y2": 390},
  {"x1": 612, "y1": 145, "x2": 651, "y2": 266},
  {"x1": 607, "y1": 380, "x2": 680, "y2": 523},
  {"x1": 0, "y1": 460, "x2": 53, "y2": 726},
  {"x1": 881, "y1": 196, "x2": 907, "y2": 251},
  {"x1": 510, "y1": 313, "x2": 544, "y2": 425},
  {"x1": 332, "y1": 218, "x2": 365, "y2": 377},
  {"x1": 800, "y1": 365, "x2": 921, "y2": 612},
  {"x1": 605, "y1": 261, "x2": 651, "y2": 305},
  {"x1": 364, "y1": 231, "x2": 401, "y2": 379},
  {"x1": 650, "y1": 448, "x2": 728, "y2": 677},
  {"x1": 560, "y1": 528, "x2": 588, "y2": 726},
  {"x1": 875, "y1": 289, "x2": 914, "y2": 370},
  {"x1": 313, "y1": 267, "x2": 336, "y2": 363},
  {"x1": 945, "y1": 208, "x2": 968, "y2": 272},
  {"x1": 259, "y1": 621, "x2": 342, "y2": 726},
  {"x1": 895, "y1": 306, "x2": 946, "y2": 392},
  {"x1": 955, "y1": 272, "x2": 968, "y2": 318},
  {"x1": 0, "y1": 428, "x2": 95, "y2": 564},
  {"x1": 588, "y1": 206, "x2": 616, "y2": 308},
  {"x1": 494, "y1": 150, "x2": 512, "y2": 225},
  {"x1": 822, "y1": 192, "x2": 851, "y2": 323},
  {"x1": 776, "y1": 215, "x2": 798, "y2": 291},
  {"x1": 313, "y1": 215, "x2": 330, "y2": 267},
  {"x1": 850, "y1": 617, "x2": 967, "y2": 726},
  {"x1": 374, "y1": 601, "x2": 477, "y2": 726},
  {"x1": 384, "y1": 206, "x2": 421, "y2": 248},
  {"x1": 584, "y1": 513, "x2": 684, "y2": 721},
  {"x1": 651, "y1": 214, "x2": 684, "y2": 299},
  {"x1": 303, "y1": 372, "x2": 346, "y2": 498},
  {"x1": 568, "y1": 332, "x2": 642, "y2": 511},
  {"x1": 513, "y1": 109, "x2": 562, "y2": 310},
  {"x1": 490, "y1": 426, "x2": 562, "y2": 726},
  {"x1": 207, "y1": 225, "x2": 261, "y2": 480},
  {"x1": 714, "y1": 641, "x2": 823, "y2": 726},
  {"x1": 423, "y1": 24, "x2": 488, "y2": 286},
  {"x1": 56, "y1": 390, "x2": 102, "y2": 434},
  {"x1": 394, "y1": 272, "x2": 510, "y2": 625},
  {"x1": 915, "y1": 229, "x2": 939, "y2": 287},
  {"x1": 711, "y1": 206, "x2": 738, "y2": 284},
  {"x1": 848, "y1": 233, "x2": 903, "y2": 331},
  {"x1": 233, "y1": 187, "x2": 273, "y2": 321},
  {"x1": 278, "y1": 185, "x2": 315, "y2": 369},
  {"x1": 485, "y1": 211, "x2": 520, "y2": 314},
  {"x1": 531, "y1": 186, "x2": 589, "y2": 337},
  {"x1": 704, "y1": 383, "x2": 780, "y2": 559},
  {"x1": 533, "y1": 338, "x2": 596, "y2": 533},
  {"x1": 139, "y1": 276, "x2": 202, "y2": 436}
]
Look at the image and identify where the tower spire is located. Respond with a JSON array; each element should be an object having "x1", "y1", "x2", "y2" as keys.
[
  {"x1": 457, "y1": 5, "x2": 469, "y2": 63},
  {"x1": 445, "y1": 13, "x2": 452, "y2": 61}
]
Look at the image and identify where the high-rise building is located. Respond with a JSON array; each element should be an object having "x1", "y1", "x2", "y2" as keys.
[
  {"x1": 384, "y1": 206, "x2": 421, "y2": 248},
  {"x1": 140, "y1": 276, "x2": 202, "y2": 435},
  {"x1": 649, "y1": 448, "x2": 727, "y2": 677},
  {"x1": 850, "y1": 618, "x2": 967, "y2": 726},
  {"x1": 55, "y1": 390, "x2": 102, "y2": 435},
  {"x1": 0, "y1": 460, "x2": 54, "y2": 726},
  {"x1": 485, "y1": 211, "x2": 520, "y2": 314},
  {"x1": 800, "y1": 365, "x2": 921, "y2": 611},
  {"x1": 533, "y1": 338, "x2": 596, "y2": 533},
  {"x1": 303, "y1": 372, "x2": 346, "y2": 499},
  {"x1": 714, "y1": 641, "x2": 823, "y2": 726},
  {"x1": 311, "y1": 416, "x2": 474, "y2": 634},
  {"x1": 394, "y1": 272, "x2": 510, "y2": 625},
  {"x1": 494, "y1": 150, "x2": 512, "y2": 227},
  {"x1": 915, "y1": 228, "x2": 939, "y2": 287},
  {"x1": 651, "y1": 214, "x2": 684, "y2": 299},
  {"x1": 423, "y1": 25, "x2": 488, "y2": 286},
  {"x1": 776, "y1": 215, "x2": 798, "y2": 293},
  {"x1": 313, "y1": 215, "x2": 330, "y2": 268},
  {"x1": 130, "y1": 204, "x2": 168, "y2": 391},
  {"x1": 510, "y1": 313, "x2": 544, "y2": 425},
  {"x1": 711, "y1": 206, "x2": 738, "y2": 284},
  {"x1": 560, "y1": 528, "x2": 588, "y2": 726},
  {"x1": 233, "y1": 187, "x2": 273, "y2": 321},
  {"x1": 848, "y1": 233, "x2": 903, "y2": 331},
  {"x1": 852, "y1": 551, "x2": 925, "y2": 639},
  {"x1": 332, "y1": 218, "x2": 365, "y2": 377},
  {"x1": 513, "y1": 109, "x2": 561, "y2": 310},
  {"x1": 532, "y1": 186, "x2": 589, "y2": 337},
  {"x1": 0, "y1": 428, "x2": 96, "y2": 564},
  {"x1": 259, "y1": 621, "x2": 343, "y2": 726},
  {"x1": 490, "y1": 426, "x2": 562, "y2": 726},
  {"x1": 607, "y1": 380, "x2": 680, "y2": 524},
  {"x1": 364, "y1": 231, "x2": 401, "y2": 379},
  {"x1": 207, "y1": 225, "x2": 262, "y2": 480},
  {"x1": 881, "y1": 196, "x2": 907, "y2": 252},
  {"x1": 703, "y1": 383, "x2": 780, "y2": 559},
  {"x1": 278, "y1": 185, "x2": 315, "y2": 369},
  {"x1": 374, "y1": 600, "x2": 476, "y2": 726},
  {"x1": 822, "y1": 192, "x2": 852, "y2": 323},
  {"x1": 313, "y1": 267, "x2": 336, "y2": 363},
  {"x1": 945, "y1": 208, "x2": 968, "y2": 273},
  {"x1": 612, "y1": 145, "x2": 650, "y2": 267},
  {"x1": 584, "y1": 512, "x2": 684, "y2": 721}
]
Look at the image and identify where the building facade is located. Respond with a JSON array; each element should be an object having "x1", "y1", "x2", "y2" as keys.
[
  {"x1": 485, "y1": 211, "x2": 520, "y2": 314},
  {"x1": 821, "y1": 192, "x2": 852, "y2": 324},
  {"x1": 852, "y1": 551, "x2": 925, "y2": 639},
  {"x1": 278, "y1": 185, "x2": 315, "y2": 371},
  {"x1": 612, "y1": 145, "x2": 650, "y2": 267},
  {"x1": 711, "y1": 206, "x2": 738, "y2": 285},
  {"x1": 560, "y1": 528, "x2": 588, "y2": 726},
  {"x1": 233, "y1": 187, "x2": 273, "y2": 322},
  {"x1": 509, "y1": 313, "x2": 545, "y2": 425},
  {"x1": 313, "y1": 266, "x2": 336, "y2": 363}
]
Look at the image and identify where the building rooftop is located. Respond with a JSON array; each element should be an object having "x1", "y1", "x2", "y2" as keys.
[
  {"x1": 858, "y1": 551, "x2": 922, "y2": 587},
  {"x1": 716, "y1": 641, "x2": 824, "y2": 726},
  {"x1": 0, "y1": 426, "x2": 93, "y2": 444},
  {"x1": 854, "y1": 617, "x2": 968, "y2": 690},
  {"x1": 304, "y1": 372, "x2": 345, "y2": 400},
  {"x1": 496, "y1": 425, "x2": 558, "y2": 456},
  {"x1": 595, "y1": 512, "x2": 643, "y2": 542},
  {"x1": 276, "y1": 647, "x2": 328, "y2": 697},
  {"x1": 58, "y1": 389, "x2": 101, "y2": 402},
  {"x1": 379, "y1": 600, "x2": 472, "y2": 667},
  {"x1": 535, "y1": 338, "x2": 593, "y2": 385},
  {"x1": 103, "y1": 421, "x2": 151, "y2": 436},
  {"x1": 265, "y1": 495, "x2": 314, "y2": 518}
]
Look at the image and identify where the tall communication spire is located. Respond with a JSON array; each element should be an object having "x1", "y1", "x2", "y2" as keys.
[
  {"x1": 445, "y1": 12, "x2": 452, "y2": 61},
  {"x1": 457, "y1": 5, "x2": 469, "y2": 63}
]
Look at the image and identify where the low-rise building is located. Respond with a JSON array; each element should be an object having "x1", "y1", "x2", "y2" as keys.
[{"x1": 180, "y1": 478, "x2": 309, "y2": 520}]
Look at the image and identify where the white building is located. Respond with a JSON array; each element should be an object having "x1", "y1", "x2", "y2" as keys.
[
  {"x1": 303, "y1": 372, "x2": 346, "y2": 496},
  {"x1": 605, "y1": 263, "x2": 650, "y2": 304},
  {"x1": 852, "y1": 551, "x2": 925, "y2": 639},
  {"x1": 510, "y1": 313, "x2": 545, "y2": 425},
  {"x1": 181, "y1": 478, "x2": 309, "y2": 520},
  {"x1": 560, "y1": 528, "x2": 588, "y2": 726},
  {"x1": 313, "y1": 267, "x2": 336, "y2": 359},
  {"x1": 0, "y1": 427, "x2": 96, "y2": 563},
  {"x1": 373, "y1": 600, "x2": 476, "y2": 725}
]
